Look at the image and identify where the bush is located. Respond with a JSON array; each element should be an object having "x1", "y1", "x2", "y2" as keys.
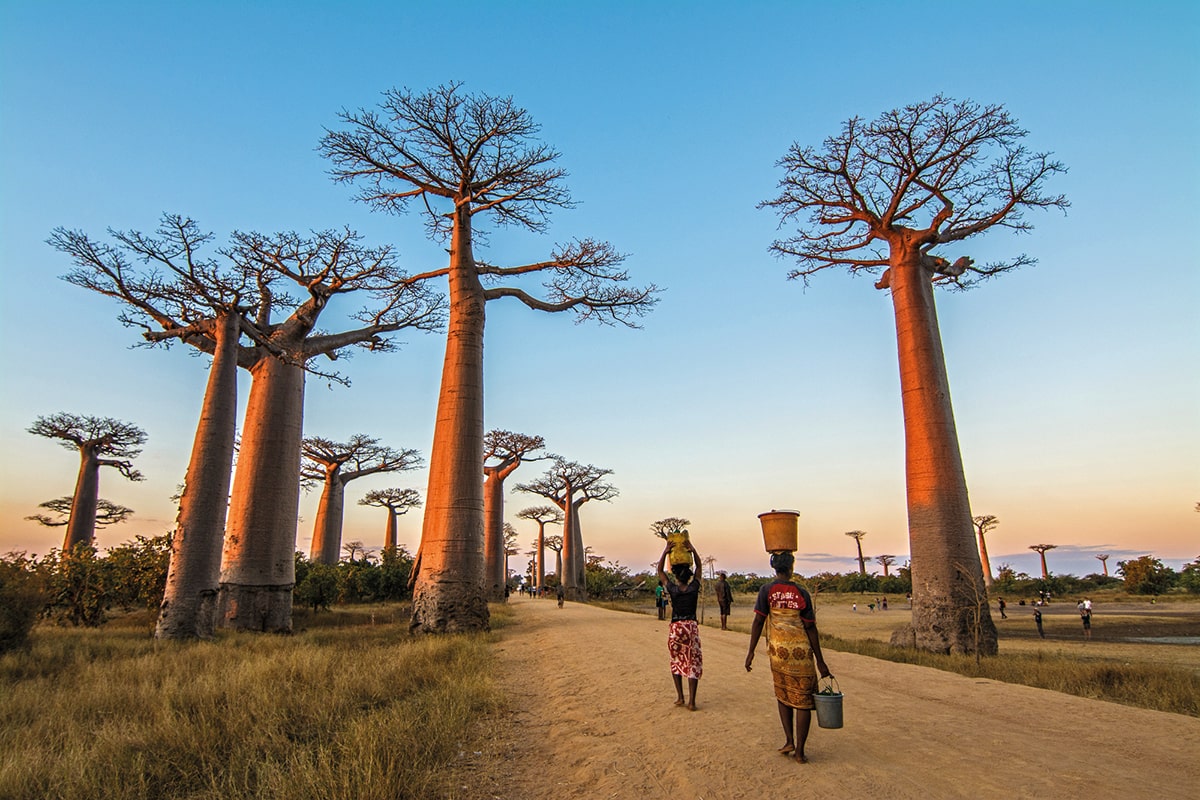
[
  {"x1": 1118, "y1": 555, "x2": 1176, "y2": 595},
  {"x1": 0, "y1": 553, "x2": 45, "y2": 652}
]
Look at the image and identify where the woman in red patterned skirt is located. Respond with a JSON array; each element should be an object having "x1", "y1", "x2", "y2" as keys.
[
  {"x1": 744, "y1": 551, "x2": 831, "y2": 763},
  {"x1": 657, "y1": 539, "x2": 703, "y2": 710}
]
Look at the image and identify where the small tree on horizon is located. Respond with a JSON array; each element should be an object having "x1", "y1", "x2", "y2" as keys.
[
  {"x1": 1029, "y1": 544, "x2": 1057, "y2": 580},
  {"x1": 763, "y1": 95, "x2": 1067, "y2": 655},
  {"x1": 845, "y1": 531, "x2": 868, "y2": 575},
  {"x1": 517, "y1": 505, "x2": 563, "y2": 592},
  {"x1": 973, "y1": 515, "x2": 1000, "y2": 588},
  {"x1": 650, "y1": 517, "x2": 691, "y2": 539},
  {"x1": 359, "y1": 488, "x2": 422, "y2": 551}
]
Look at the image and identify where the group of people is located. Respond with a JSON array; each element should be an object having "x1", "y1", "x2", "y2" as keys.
[
  {"x1": 1025, "y1": 596, "x2": 1094, "y2": 639},
  {"x1": 655, "y1": 539, "x2": 831, "y2": 764}
]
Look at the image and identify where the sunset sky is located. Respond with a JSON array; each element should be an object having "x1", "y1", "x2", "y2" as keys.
[{"x1": 1, "y1": 1, "x2": 1196, "y2": 581}]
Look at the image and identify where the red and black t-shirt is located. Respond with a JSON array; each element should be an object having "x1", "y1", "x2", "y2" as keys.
[{"x1": 753, "y1": 580, "x2": 816, "y2": 622}]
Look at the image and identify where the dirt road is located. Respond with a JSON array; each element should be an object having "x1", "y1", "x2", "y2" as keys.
[{"x1": 474, "y1": 597, "x2": 1198, "y2": 800}]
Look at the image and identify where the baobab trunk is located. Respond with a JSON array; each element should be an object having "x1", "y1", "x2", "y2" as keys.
[
  {"x1": 482, "y1": 471, "x2": 507, "y2": 601},
  {"x1": 156, "y1": 312, "x2": 240, "y2": 639},
  {"x1": 570, "y1": 506, "x2": 587, "y2": 600},
  {"x1": 63, "y1": 449, "x2": 102, "y2": 551},
  {"x1": 309, "y1": 476, "x2": 347, "y2": 565},
  {"x1": 411, "y1": 208, "x2": 489, "y2": 633},
  {"x1": 384, "y1": 508, "x2": 398, "y2": 550},
  {"x1": 559, "y1": 491, "x2": 578, "y2": 600},
  {"x1": 889, "y1": 248, "x2": 997, "y2": 655},
  {"x1": 535, "y1": 527, "x2": 545, "y2": 591},
  {"x1": 977, "y1": 531, "x2": 994, "y2": 588},
  {"x1": 218, "y1": 356, "x2": 305, "y2": 632}
]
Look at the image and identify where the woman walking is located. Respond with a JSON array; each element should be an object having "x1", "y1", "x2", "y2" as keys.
[
  {"x1": 744, "y1": 551, "x2": 831, "y2": 763},
  {"x1": 657, "y1": 539, "x2": 703, "y2": 710}
]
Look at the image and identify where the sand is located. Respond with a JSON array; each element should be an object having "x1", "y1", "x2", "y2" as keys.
[{"x1": 467, "y1": 597, "x2": 1199, "y2": 800}]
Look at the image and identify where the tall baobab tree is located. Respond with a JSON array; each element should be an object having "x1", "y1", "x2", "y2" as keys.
[
  {"x1": 1096, "y1": 553, "x2": 1111, "y2": 577},
  {"x1": 50, "y1": 216, "x2": 441, "y2": 636},
  {"x1": 763, "y1": 96, "x2": 1067, "y2": 655},
  {"x1": 503, "y1": 523, "x2": 520, "y2": 590},
  {"x1": 1029, "y1": 544, "x2": 1057, "y2": 580},
  {"x1": 516, "y1": 459, "x2": 617, "y2": 601},
  {"x1": 482, "y1": 430, "x2": 546, "y2": 600},
  {"x1": 50, "y1": 216, "x2": 256, "y2": 639},
  {"x1": 972, "y1": 515, "x2": 1000, "y2": 587},
  {"x1": 321, "y1": 83, "x2": 658, "y2": 633},
  {"x1": 875, "y1": 554, "x2": 897, "y2": 578},
  {"x1": 27, "y1": 497, "x2": 134, "y2": 530},
  {"x1": 301, "y1": 435, "x2": 422, "y2": 565},
  {"x1": 359, "y1": 488, "x2": 422, "y2": 551},
  {"x1": 28, "y1": 413, "x2": 146, "y2": 551},
  {"x1": 845, "y1": 531, "x2": 868, "y2": 575},
  {"x1": 517, "y1": 505, "x2": 562, "y2": 592}
]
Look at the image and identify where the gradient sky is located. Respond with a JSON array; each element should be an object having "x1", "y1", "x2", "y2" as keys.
[{"x1": 1, "y1": 1, "x2": 1196, "y2": 580}]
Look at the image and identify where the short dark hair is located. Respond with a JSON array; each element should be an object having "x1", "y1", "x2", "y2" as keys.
[
  {"x1": 671, "y1": 562, "x2": 693, "y2": 583},
  {"x1": 769, "y1": 551, "x2": 794, "y2": 575}
]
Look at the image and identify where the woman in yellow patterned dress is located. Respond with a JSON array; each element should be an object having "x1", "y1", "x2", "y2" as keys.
[{"x1": 744, "y1": 551, "x2": 831, "y2": 763}]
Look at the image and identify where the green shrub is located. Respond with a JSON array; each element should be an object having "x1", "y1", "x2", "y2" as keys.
[{"x1": 0, "y1": 554, "x2": 45, "y2": 652}]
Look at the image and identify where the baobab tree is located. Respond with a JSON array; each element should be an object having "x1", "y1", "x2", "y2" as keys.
[
  {"x1": 973, "y1": 515, "x2": 1000, "y2": 587},
  {"x1": 27, "y1": 497, "x2": 133, "y2": 530},
  {"x1": 543, "y1": 535, "x2": 564, "y2": 586},
  {"x1": 650, "y1": 517, "x2": 691, "y2": 539},
  {"x1": 1029, "y1": 544, "x2": 1057, "y2": 580},
  {"x1": 1096, "y1": 553, "x2": 1111, "y2": 577},
  {"x1": 28, "y1": 413, "x2": 146, "y2": 551},
  {"x1": 845, "y1": 530, "x2": 868, "y2": 575},
  {"x1": 763, "y1": 96, "x2": 1067, "y2": 655},
  {"x1": 482, "y1": 430, "x2": 547, "y2": 600},
  {"x1": 517, "y1": 505, "x2": 562, "y2": 592},
  {"x1": 321, "y1": 82, "x2": 658, "y2": 633},
  {"x1": 875, "y1": 554, "x2": 897, "y2": 578},
  {"x1": 50, "y1": 216, "x2": 441, "y2": 637},
  {"x1": 301, "y1": 435, "x2": 422, "y2": 565},
  {"x1": 359, "y1": 488, "x2": 422, "y2": 551},
  {"x1": 516, "y1": 459, "x2": 617, "y2": 601},
  {"x1": 503, "y1": 523, "x2": 520, "y2": 589}
]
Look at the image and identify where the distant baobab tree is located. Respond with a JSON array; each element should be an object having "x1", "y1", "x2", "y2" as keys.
[
  {"x1": 875, "y1": 554, "x2": 897, "y2": 578},
  {"x1": 650, "y1": 517, "x2": 691, "y2": 539},
  {"x1": 503, "y1": 523, "x2": 520, "y2": 587},
  {"x1": 27, "y1": 413, "x2": 146, "y2": 552},
  {"x1": 1096, "y1": 553, "x2": 1111, "y2": 577},
  {"x1": 27, "y1": 497, "x2": 134, "y2": 530},
  {"x1": 49, "y1": 216, "x2": 442, "y2": 638},
  {"x1": 845, "y1": 531, "x2": 868, "y2": 575},
  {"x1": 359, "y1": 488, "x2": 422, "y2": 551},
  {"x1": 763, "y1": 96, "x2": 1067, "y2": 655},
  {"x1": 482, "y1": 431, "x2": 547, "y2": 601},
  {"x1": 544, "y1": 535, "x2": 564, "y2": 585},
  {"x1": 321, "y1": 82, "x2": 658, "y2": 633},
  {"x1": 1029, "y1": 544, "x2": 1057, "y2": 580},
  {"x1": 972, "y1": 515, "x2": 1000, "y2": 588},
  {"x1": 301, "y1": 435, "x2": 422, "y2": 565},
  {"x1": 516, "y1": 459, "x2": 617, "y2": 601},
  {"x1": 517, "y1": 505, "x2": 563, "y2": 592}
]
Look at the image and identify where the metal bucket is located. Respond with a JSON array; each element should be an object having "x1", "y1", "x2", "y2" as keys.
[
  {"x1": 758, "y1": 510, "x2": 799, "y2": 552},
  {"x1": 814, "y1": 676, "x2": 843, "y2": 729}
]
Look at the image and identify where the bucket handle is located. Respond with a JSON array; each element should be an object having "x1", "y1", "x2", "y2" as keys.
[{"x1": 817, "y1": 675, "x2": 840, "y2": 695}]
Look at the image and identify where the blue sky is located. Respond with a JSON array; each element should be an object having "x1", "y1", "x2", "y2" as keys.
[{"x1": 1, "y1": 0, "x2": 1196, "y2": 579}]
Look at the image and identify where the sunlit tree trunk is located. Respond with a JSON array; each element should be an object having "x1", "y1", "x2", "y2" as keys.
[
  {"x1": 889, "y1": 247, "x2": 997, "y2": 655},
  {"x1": 384, "y1": 508, "x2": 398, "y2": 550},
  {"x1": 156, "y1": 312, "x2": 239, "y2": 639},
  {"x1": 64, "y1": 449, "x2": 102, "y2": 551},
  {"x1": 536, "y1": 526, "x2": 545, "y2": 591},
  {"x1": 309, "y1": 474, "x2": 347, "y2": 565},
  {"x1": 570, "y1": 499, "x2": 587, "y2": 600},
  {"x1": 482, "y1": 473, "x2": 505, "y2": 600},
  {"x1": 218, "y1": 356, "x2": 305, "y2": 632},
  {"x1": 977, "y1": 532, "x2": 994, "y2": 588},
  {"x1": 412, "y1": 208, "x2": 489, "y2": 632},
  {"x1": 559, "y1": 487, "x2": 577, "y2": 600}
]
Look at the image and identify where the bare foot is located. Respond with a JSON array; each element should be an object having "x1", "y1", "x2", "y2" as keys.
[
  {"x1": 673, "y1": 698, "x2": 686, "y2": 707},
  {"x1": 687, "y1": 703, "x2": 697, "y2": 711},
  {"x1": 777, "y1": 744, "x2": 795, "y2": 755},
  {"x1": 793, "y1": 753, "x2": 809, "y2": 764}
]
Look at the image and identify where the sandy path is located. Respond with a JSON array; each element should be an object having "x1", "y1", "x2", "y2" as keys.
[{"x1": 480, "y1": 597, "x2": 1199, "y2": 800}]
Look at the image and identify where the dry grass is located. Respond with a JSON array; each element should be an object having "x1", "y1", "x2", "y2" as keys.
[{"x1": 0, "y1": 603, "x2": 514, "y2": 800}]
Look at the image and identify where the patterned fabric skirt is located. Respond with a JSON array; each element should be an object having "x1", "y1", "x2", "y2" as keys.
[
  {"x1": 768, "y1": 619, "x2": 816, "y2": 709},
  {"x1": 668, "y1": 620, "x2": 703, "y2": 679}
]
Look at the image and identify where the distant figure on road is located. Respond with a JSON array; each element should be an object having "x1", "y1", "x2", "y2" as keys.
[
  {"x1": 556, "y1": 583, "x2": 564, "y2": 609},
  {"x1": 655, "y1": 580, "x2": 666, "y2": 620},
  {"x1": 1033, "y1": 607, "x2": 1044, "y2": 638},
  {"x1": 1080, "y1": 601, "x2": 1092, "y2": 639},
  {"x1": 998, "y1": 598, "x2": 1007, "y2": 619},
  {"x1": 658, "y1": 538, "x2": 703, "y2": 710},
  {"x1": 744, "y1": 551, "x2": 831, "y2": 764},
  {"x1": 716, "y1": 571, "x2": 734, "y2": 630}
]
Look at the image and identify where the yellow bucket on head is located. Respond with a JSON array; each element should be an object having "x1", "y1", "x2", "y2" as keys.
[
  {"x1": 758, "y1": 510, "x2": 799, "y2": 553},
  {"x1": 666, "y1": 530, "x2": 691, "y2": 565}
]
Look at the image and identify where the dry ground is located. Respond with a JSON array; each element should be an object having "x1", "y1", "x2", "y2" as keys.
[{"x1": 464, "y1": 597, "x2": 1199, "y2": 800}]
